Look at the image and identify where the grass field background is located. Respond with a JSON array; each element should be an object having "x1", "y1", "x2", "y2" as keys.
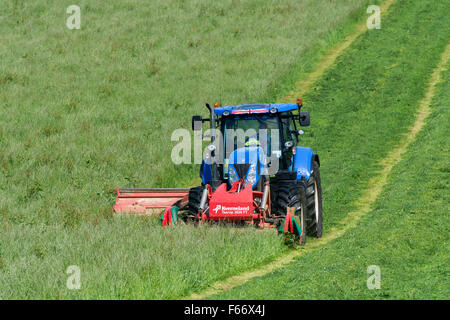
[
  {"x1": 0, "y1": 0, "x2": 448, "y2": 299},
  {"x1": 0, "y1": 0, "x2": 379, "y2": 299}
]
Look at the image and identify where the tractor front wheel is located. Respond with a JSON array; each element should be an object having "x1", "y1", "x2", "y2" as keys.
[{"x1": 305, "y1": 160, "x2": 323, "y2": 238}]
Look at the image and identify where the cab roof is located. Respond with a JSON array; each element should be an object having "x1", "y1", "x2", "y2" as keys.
[{"x1": 213, "y1": 103, "x2": 298, "y2": 116}]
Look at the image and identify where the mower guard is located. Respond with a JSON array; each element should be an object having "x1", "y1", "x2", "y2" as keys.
[
  {"x1": 113, "y1": 188, "x2": 189, "y2": 215},
  {"x1": 208, "y1": 183, "x2": 255, "y2": 220}
]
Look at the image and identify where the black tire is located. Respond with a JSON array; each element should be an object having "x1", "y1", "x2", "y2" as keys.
[
  {"x1": 255, "y1": 174, "x2": 267, "y2": 192},
  {"x1": 304, "y1": 160, "x2": 323, "y2": 238},
  {"x1": 276, "y1": 183, "x2": 307, "y2": 245},
  {"x1": 269, "y1": 183, "x2": 278, "y2": 214},
  {"x1": 187, "y1": 185, "x2": 204, "y2": 217}
]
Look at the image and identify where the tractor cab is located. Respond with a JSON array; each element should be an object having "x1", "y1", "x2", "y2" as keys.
[
  {"x1": 193, "y1": 102, "x2": 311, "y2": 191},
  {"x1": 221, "y1": 110, "x2": 295, "y2": 188}
]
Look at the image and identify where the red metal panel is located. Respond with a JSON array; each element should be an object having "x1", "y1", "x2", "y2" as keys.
[
  {"x1": 208, "y1": 183, "x2": 254, "y2": 220},
  {"x1": 113, "y1": 187, "x2": 189, "y2": 215}
]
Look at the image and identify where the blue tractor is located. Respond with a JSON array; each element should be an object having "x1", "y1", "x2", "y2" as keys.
[{"x1": 184, "y1": 99, "x2": 323, "y2": 244}]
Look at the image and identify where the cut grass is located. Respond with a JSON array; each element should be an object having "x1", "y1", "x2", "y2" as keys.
[
  {"x1": 0, "y1": 0, "x2": 382, "y2": 299},
  {"x1": 298, "y1": 0, "x2": 450, "y2": 231},
  {"x1": 211, "y1": 57, "x2": 450, "y2": 300}
]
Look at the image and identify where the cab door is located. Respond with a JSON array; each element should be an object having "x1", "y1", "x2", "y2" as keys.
[{"x1": 280, "y1": 115, "x2": 297, "y2": 171}]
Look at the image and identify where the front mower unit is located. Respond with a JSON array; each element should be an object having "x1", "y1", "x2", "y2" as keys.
[
  {"x1": 162, "y1": 180, "x2": 269, "y2": 227},
  {"x1": 208, "y1": 183, "x2": 255, "y2": 221}
]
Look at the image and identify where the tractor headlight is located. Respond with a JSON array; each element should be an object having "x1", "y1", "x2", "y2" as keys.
[
  {"x1": 246, "y1": 163, "x2": 258, "y2": 186},
  {"x1": 228, "y1": 166, "x2": 239, "y2": 185}
]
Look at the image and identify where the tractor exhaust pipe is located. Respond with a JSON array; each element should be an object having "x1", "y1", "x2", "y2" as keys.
[
  {"x1": 205, "y1": 103, "x2": 216, "y2": 145},
  {"x1": 260, "y1": 183, "x2": 269, "y2": 210},
  {"x1": 199, "y1": 187, "x2": 209, "y2": 211},
  {"x1": 206, "y1": 103, "x2": 220, "y2": 191}
]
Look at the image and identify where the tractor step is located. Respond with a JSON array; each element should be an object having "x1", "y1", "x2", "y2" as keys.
[{"x1": 113, "y1": 188, "x2": 189, "y2": 215}]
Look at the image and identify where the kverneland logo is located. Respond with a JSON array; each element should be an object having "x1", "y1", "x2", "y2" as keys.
[
  {"x1": 211, "y1": 204, "x2": 251, "y2": 215},
  {"x1": 222, "y1": 206, "x2": 250, "y2": 211}
]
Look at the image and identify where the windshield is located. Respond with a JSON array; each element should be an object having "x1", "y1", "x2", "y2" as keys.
[{"x1": 222, "y1": 115, "x2": 281, "y2": 159}]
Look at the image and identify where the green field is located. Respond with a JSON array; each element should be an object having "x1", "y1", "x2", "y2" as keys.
[
  {"x1": 0, "y1": 0, "x2": 449, "y2": 299},
  {"x1": 0, "y1": 0, "x2": 378, "y2": 299}
]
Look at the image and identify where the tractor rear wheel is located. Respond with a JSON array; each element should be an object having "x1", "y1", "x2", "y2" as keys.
[
  {"x1": 186, "y1": 186, "x2": 204, "y2": 220},
  {"x1": 305, "y1": 160, "x2": 323, "y2": 238},
  {"x1": 276, "y1": 183, "x2": 307, "y2": 245}
]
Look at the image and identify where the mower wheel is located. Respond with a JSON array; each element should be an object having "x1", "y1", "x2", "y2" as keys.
[
  {"x1": 276, "y1": 183, "x2": 307, "y2": 245},
  {"x1": 186, "y1": 185, "x2": 204, "y2": 219},
  {"x1": 305, "y1": 160, "x2": 323, "y2": 238}
]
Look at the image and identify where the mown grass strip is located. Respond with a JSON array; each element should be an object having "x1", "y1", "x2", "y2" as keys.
[
  {"x1": 280, "y1": 0, "x2": 396, "y2": 103},
  {"x1": 213, "y1": 53, "x2": 450, "y2": 300},
  {"x1": 193, "y1": 41, "x2": 450, "y2": 301},
  {"x1": 187, "y1": 0, "x2": 450, "y2": 299}
]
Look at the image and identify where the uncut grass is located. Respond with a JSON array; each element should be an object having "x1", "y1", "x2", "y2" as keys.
[
  {"x1": 212, "y1": 59, "x2": 450, "y2": 300},
  {"x1": 0, "y1": 217, "x2": 289, "y2": 299},
  {"x1": 0, "y1": 1, "x2": 379, "y2": 223},
  {"x1": 0, "y1": 0, "x2": 381, "y2": 298},
  {"x1": 0, "y1": 0, "x2": 378, "y2": 222}
]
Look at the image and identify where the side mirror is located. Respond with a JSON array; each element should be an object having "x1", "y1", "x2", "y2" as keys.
[
  {"x1": 192, "y1": 115, "x2": 202, "y2": 131},
  {"x1": 299, "y1": 111, "x2": 310, "y2": 126}
]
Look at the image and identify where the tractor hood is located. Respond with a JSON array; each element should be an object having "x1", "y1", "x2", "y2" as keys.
[{"x1": 228, "y1": 146, "x2": 265, "y2": 187}]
